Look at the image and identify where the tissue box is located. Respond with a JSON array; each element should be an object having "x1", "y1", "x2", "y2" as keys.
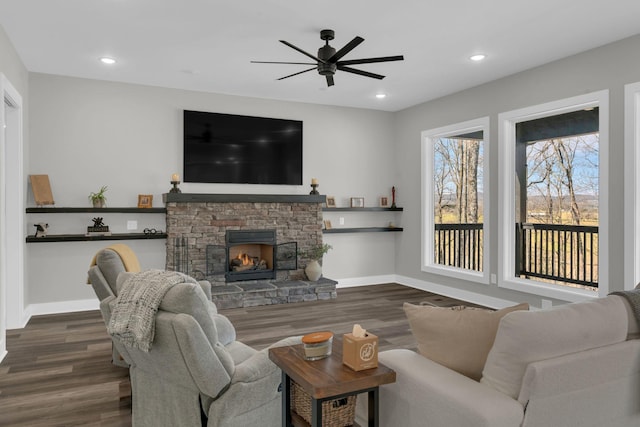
[{"x1": 342, "y1": 332, "x2": 378, "y2": 371}]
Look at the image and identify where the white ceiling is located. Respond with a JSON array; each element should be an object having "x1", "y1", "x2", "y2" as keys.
[{"x1": 1, "y1": 1, "x2": 639, "y2": 112}]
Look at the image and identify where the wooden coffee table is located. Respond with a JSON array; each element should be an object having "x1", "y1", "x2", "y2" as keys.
[{"x1": 269, "y1": 336, "x2": 396, "y2": 427}]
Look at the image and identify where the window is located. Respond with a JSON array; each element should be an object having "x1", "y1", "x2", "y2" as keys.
[
  {"x1": 422, "y1": 117, "x2": 490, "y2": 284},
  {"x1": 499, "y1": 91, "x2": 609, "y2": 300}
]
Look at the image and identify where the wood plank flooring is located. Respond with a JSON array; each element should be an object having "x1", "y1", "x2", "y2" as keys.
[{"x1": 0, "y1": 283, "x2": 478, "y2": 427}]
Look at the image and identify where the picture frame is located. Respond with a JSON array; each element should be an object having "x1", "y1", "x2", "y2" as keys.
[
  {"x1": 379, "y1": 196, "x2": 389, "y2": 208},
  {"x1": 137, "y1": 194, "x2": 153, "y2": 208},
  {"x1": 350, "y1": 197, "x2": 365, "y2": 208},
  {"x1": 324, "y1": 220, "x2": 332, "y2": 230},
  {"x1": 326, "y1": 196, "x2": 336, "y2": 208}
]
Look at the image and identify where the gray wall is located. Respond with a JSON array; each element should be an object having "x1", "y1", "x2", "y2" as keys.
[
  {"x1": 394, "y1": 34, "x2": 640, "y2": 308},
  {"x1": 26, "y1": 74, "x2": 397, "y2": 306}
]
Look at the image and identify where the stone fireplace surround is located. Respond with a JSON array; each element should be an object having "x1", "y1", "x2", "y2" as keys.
[{"x1": 163, "y1": 193, "x2": 336, "y2": 308}]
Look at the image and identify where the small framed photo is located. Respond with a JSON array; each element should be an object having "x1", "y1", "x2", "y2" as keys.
[
  {"x1": 137, "y1": 194, "x2": 153, "y2": 208},
  {"x1": 350, "y1": 197, "x2": 365, "y2": 208},
  {"x1": 324, "y1": 220, "x2": 332, "y2": 229},
  {"x1": 326, "y1": 196, "x2": 336, "y2": 208},
  {"x1": 379, "y1": 196, "x2": 389, "y2": 208}
]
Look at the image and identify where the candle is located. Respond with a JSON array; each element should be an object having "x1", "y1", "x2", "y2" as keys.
[
  {"x1": 171, "y1": 173, "x2": 180, "y2": 182},
  {"x1": 311, "y1": 178, "x2": 318, "y2": 185}
]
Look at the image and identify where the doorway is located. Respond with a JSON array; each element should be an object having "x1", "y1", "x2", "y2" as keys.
[{"x1": 1, "y1": 74, "x2": 24, "y2": 361}]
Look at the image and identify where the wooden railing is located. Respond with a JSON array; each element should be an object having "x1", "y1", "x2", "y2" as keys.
[
  {"x1": 434, "y1": 223, "x2": 483, "y2": 271},
  {"x1": 518, "y1": 223, "x2": 598, "y2": 287},
  {"x1": 434, "y1": 222, "x2": 599, "y2": 288}
]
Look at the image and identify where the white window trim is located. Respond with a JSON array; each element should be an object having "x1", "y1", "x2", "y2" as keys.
[
  {"x1": 624, "y1": 82, "x2": 640, "y2": 290},
  {"x1": 498, "y1": 91, "x2": 609, "y2": 301},
  {"x1": 421, "y1": 116, "x2": 491, "y2": 284}
]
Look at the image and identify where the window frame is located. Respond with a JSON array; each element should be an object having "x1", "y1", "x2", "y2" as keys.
[
  {"x1": 624, "y1": 82, "x2": 640, "y2": 290},
  {"x1": 498, "y1": 91, "x2": 609, "y2": 301},
  {"x1": 421, "y1": 116, "x2": 491, "y2": 284}
]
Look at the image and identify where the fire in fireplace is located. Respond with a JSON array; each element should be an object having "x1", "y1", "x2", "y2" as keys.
[
  {"x1": 226, "y1": 230, "x2": 277, "y2": 282},
  {"x1": 229, "y1": 244, "x2": 272, "y2": 272}
]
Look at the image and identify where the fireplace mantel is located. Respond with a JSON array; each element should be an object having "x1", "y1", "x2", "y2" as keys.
[{"x1": 163, "y1": 193, "x2": 326, "y2": 204}]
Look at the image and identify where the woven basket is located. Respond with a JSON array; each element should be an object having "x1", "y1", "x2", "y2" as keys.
[{"x1": 291, "y1": 381, "x2": 356, "y2": 427}]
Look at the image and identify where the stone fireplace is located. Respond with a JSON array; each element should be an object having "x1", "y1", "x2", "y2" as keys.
[{"x1": 163, "y1": 193, "x2": 336, "y2": 308}]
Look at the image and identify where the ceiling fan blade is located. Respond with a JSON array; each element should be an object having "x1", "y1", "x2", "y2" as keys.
[
  {"x1": 337, "y1": 65, "x2": 385, "y2": 80},
  {"x1": 277, "y1": 67, "x2": 317, "y2": 81},
  {"x1": 279, "y1": 40, "x2": 325, "y2": 63},
  {"x1": 328, "y1": 36, "x2": 364, "y2": 63},
  {"x1": 326, "y1": 75, "x2": 334, "y2": 87},
  {"x1": 251, "y1": 61, "x2": 317, "y2": 65},
  {"x1": 338, "y1": 55, "x2": 404, "y2": 66}
]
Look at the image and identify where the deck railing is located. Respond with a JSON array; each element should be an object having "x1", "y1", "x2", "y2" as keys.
[
  {"x1": 519, "y1": 223, "x2": 598, "y2": 287},
  {"x1": 434, "y1": 222, "x2": 599, "y2": 288},
  {"x1": 434, "y1": 223, "x2": 483, "y2": 271}
]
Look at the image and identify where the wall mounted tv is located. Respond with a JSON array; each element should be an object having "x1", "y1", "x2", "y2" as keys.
[{"x1": 183, "y1": 110, "x2": 303, "y2": 185}]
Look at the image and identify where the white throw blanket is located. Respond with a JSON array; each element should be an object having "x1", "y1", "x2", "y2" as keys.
[{"x1": 107, "y1": 270, "x2": 196, "y2": 352}]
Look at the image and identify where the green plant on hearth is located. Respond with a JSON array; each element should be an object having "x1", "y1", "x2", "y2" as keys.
[
  {"x1": 88, "y1": 185, "x2": 108, "y2": 207},
  {"x1": 301, "y1": 243, "x2": 332, "y2": 262}
]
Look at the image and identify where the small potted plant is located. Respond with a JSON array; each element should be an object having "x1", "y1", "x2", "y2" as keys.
[
  {"x1": 301, "y1": 243, "x2": 332, "y2": 281},
  {"x1": 89, "y1": 185, "x2": 108, "y2": 208}
]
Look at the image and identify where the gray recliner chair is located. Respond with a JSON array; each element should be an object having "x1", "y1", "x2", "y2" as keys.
[
  {"x1": 88, "y1": 245, "x2": 143, "y2": 367},
  {"x1": 101, "y1": 272, "x2": 300, "y2": 427}
]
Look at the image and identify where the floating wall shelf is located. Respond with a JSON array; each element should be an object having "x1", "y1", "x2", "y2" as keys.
[
  {"x1": 26, "y1": 233, "x2": 167, "y2": 243},
  {"x1": 25, "y1": 206, "x2": 167, "y2": 243},
  {"x1": 323, "y1": 227, "x2": 403, "y2": 234}
]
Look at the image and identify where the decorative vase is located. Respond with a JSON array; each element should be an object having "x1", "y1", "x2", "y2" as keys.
[
  {"x1": 305, "y1": 260, "x2": 322, "y2": 281},
  {"x1": 92, "y1": 199, "x2": 105, "y2": 208}
]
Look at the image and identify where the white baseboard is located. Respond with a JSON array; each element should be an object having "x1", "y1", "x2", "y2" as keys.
[
  {"x1": 18, "y1": 298, "x2": 100, "y2": 326},
  {"x1": 395, "y1": 275, "x2": 516, "y2": 309},
  {"x1": 334, "y1": 274, "x2": 517, "y2": 309},
  {"x1": 335, "y1": 275, "x2": 398, "y2": 288}
]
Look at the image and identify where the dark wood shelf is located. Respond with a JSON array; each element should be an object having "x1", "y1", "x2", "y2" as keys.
[
  {"x1": 323, "y1": 227, "x2": 403, "y2": 234},
  {"x1": 26, "y1": 207, "x2": 166, "y2": 213},
  {"x1": 26, "y1": 233, "x2": 167, "y2": 243},
  {"x1": 322, "y1": 207, "x2": 403, "y2": 212},
  {"x1": 163, "y1": 193, "x2": 326, "y2": 204}
]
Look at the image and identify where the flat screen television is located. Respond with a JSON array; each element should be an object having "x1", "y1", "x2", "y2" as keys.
[{"x1": 183, "y1": 110, "x2": 303, "y2": 185}]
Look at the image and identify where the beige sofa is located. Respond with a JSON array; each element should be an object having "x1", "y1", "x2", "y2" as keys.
[{"x1": 356, "y1": 294, "x2": 640, "y2": 427}]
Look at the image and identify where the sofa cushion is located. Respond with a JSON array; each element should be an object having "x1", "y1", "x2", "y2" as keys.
[
  {"x1": 404, "y1": 302, "x2": 529, "y2": 381},
  {"x1": 480, "y1": 295, "x2": 628, "y2": 399}
]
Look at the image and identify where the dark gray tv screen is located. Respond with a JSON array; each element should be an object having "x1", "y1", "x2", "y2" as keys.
[{"x1": 183, "y1": 110, "x2": 303, "y2": 185}]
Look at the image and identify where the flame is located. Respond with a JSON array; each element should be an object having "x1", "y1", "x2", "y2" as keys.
[{"x1": 236, "y1": 253, "x2": 252, "y2": 266}]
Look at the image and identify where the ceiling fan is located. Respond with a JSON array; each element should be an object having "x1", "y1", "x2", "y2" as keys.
[{"x1": 251, "y1": 29, "x2": 404, "y2": 87}]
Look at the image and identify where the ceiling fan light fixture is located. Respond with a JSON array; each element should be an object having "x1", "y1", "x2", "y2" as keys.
[
  {"x1": 253, "y1": 29, "x2": 404, "y2": 87},
  {"x1": 100, "y1": 57, "x2": 116, "y2": 65},
  {"x1": 470, "y1": 54, "x2": 486, "y2": 62}
]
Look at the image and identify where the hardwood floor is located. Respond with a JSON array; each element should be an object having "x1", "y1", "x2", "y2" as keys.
[{"x1": 0, "y1": 283, "x2": 478, "y2": 426}]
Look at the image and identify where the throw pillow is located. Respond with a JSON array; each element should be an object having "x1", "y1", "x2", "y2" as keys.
[
  {"x1": 403, "y1": 302, "x2": 529, "y2": 381},
  {"x1": 480, "y1": 295, "x2": 628, "y2": 400}
]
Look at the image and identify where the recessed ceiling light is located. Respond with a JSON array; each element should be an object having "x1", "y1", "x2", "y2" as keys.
[
  {"x1": 376, "y1": 93, "x2": 387, "y2": 99},
  {"x1": 100, "y1": 57, "x2": 116, "y2": 65},
  {"x1": 470, "y1": 54, "x2": 486, "y2": 62}
]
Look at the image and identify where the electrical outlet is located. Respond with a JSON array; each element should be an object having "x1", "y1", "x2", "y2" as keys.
[
  {"x1": 127, "y1": 220, "x2": 138, "y2": 231},
  {"x1": 339, "y1": 217, "x2": 345, "y2": 225}
]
